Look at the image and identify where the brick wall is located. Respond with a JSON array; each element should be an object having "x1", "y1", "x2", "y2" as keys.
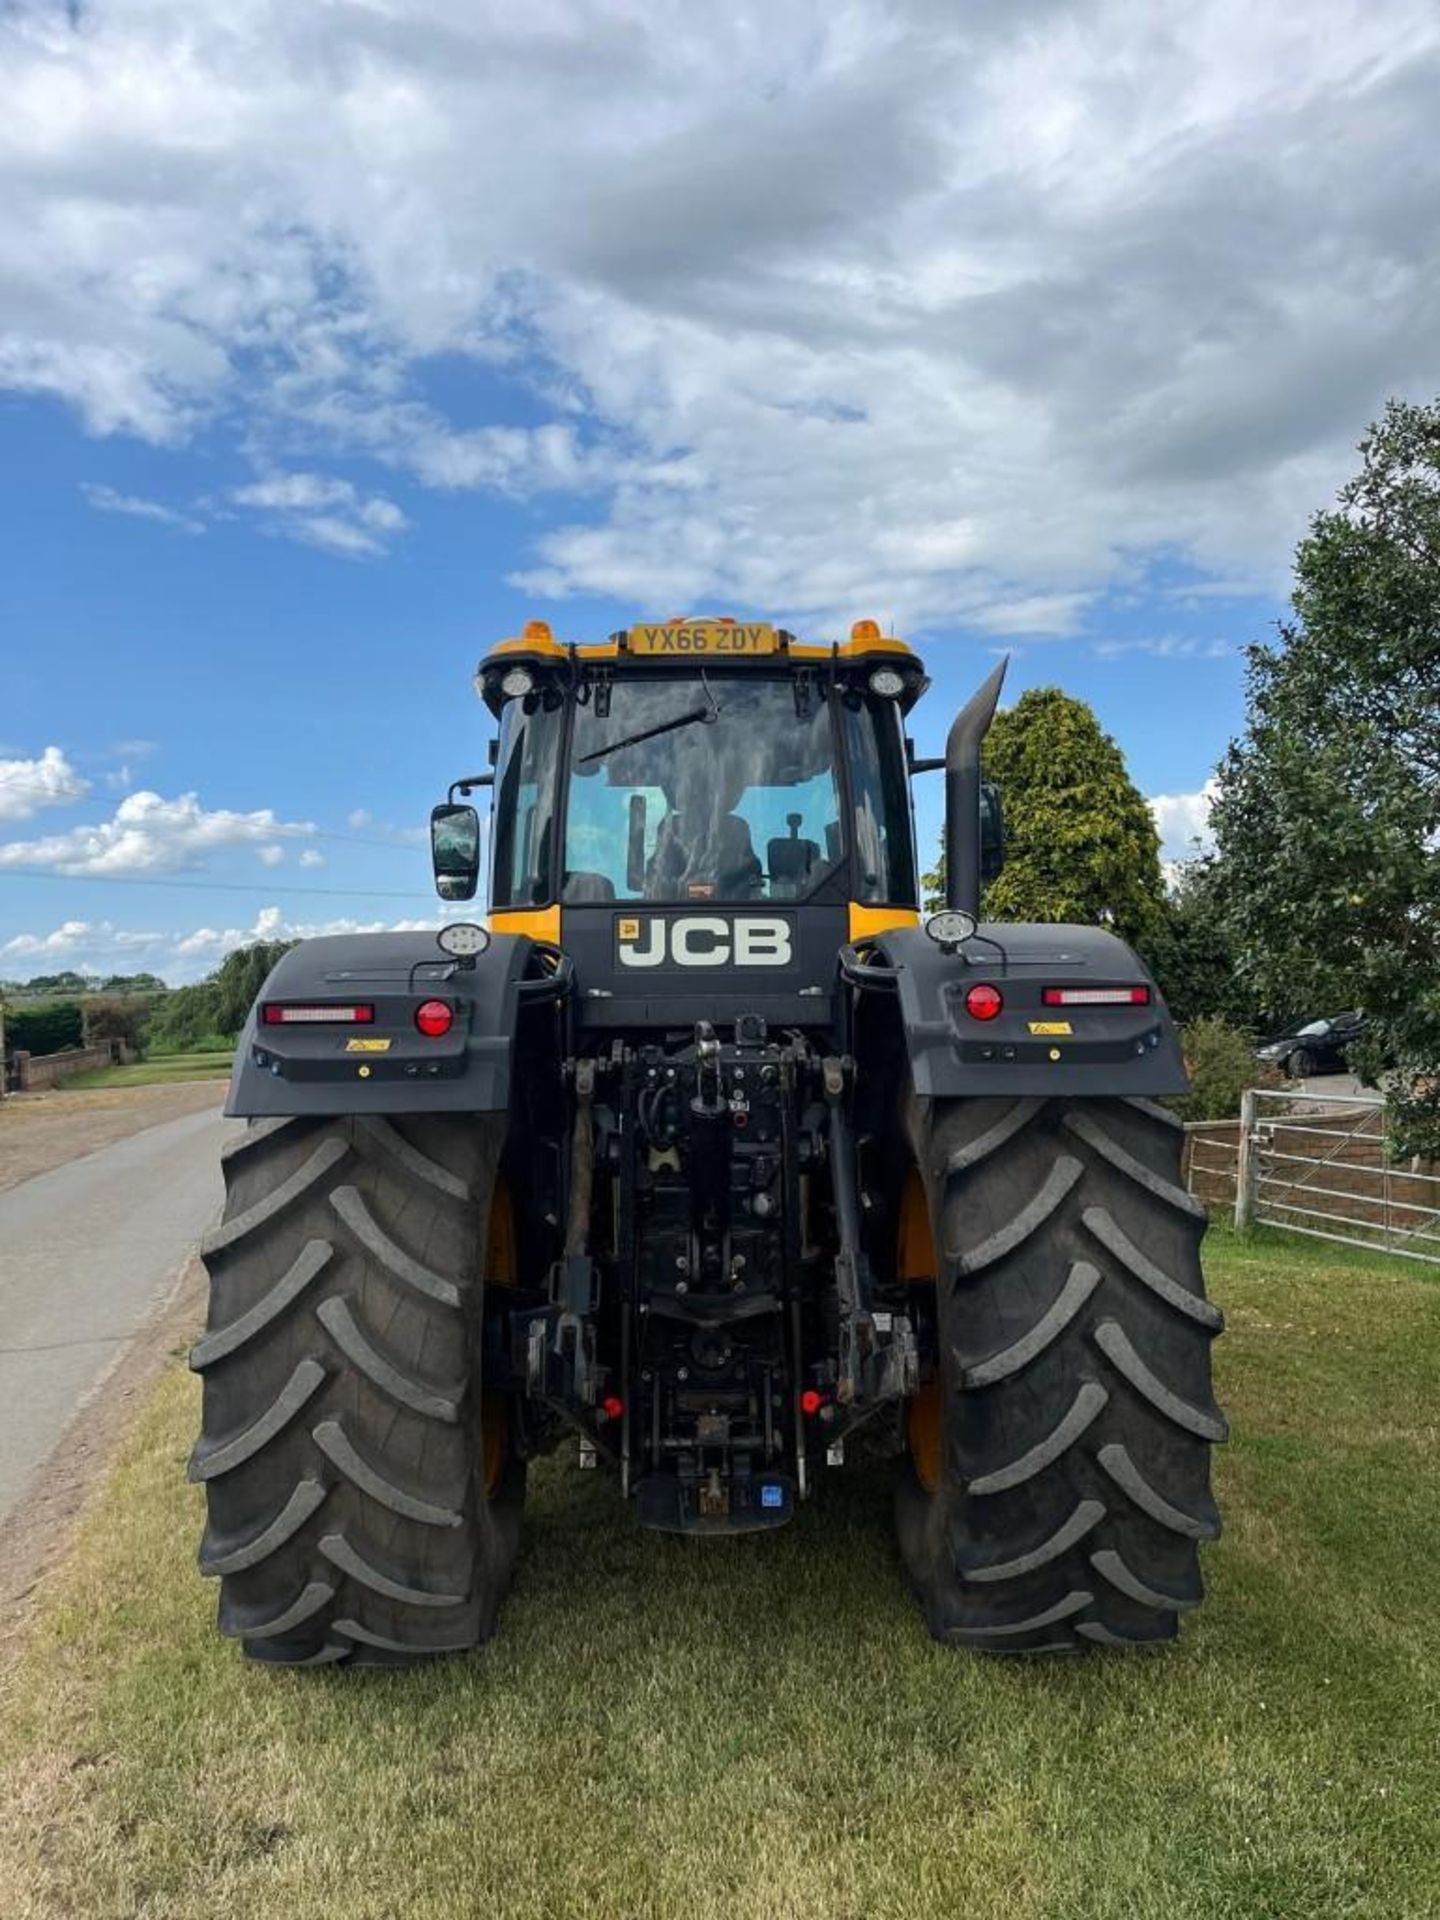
[{"x1": 8, "y1": 1041, "x2": 129, "y2": 1091}]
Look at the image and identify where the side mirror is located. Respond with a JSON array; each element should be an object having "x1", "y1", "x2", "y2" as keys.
[
  {"x1": 431, "y1": 803, "x2": 481, "y2": 902},
  {"x1": 980, "y1": 780, "x2": 1005, "y2": 885}
]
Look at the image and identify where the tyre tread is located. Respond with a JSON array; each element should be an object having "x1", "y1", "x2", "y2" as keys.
[
  {"x1": 896, "y1": 1094, "x2": 1224, "y2": 1655},
  {"x1": 947, "y1": 1153, "x2": 1083, "y2": 1273},
  {"x1": 315, "y1": 1295, "x2": 466, "y2": 1421},
  {"x1": 190, "y1": 1239, "x2": 333, "y2": 1369},
  {"x1": 329, "y1": 1184, "x2": 464, "y2": 1307},
  {"x1": 187, "y1": 1358, "x2": 327, "y2": 1482},
  {"x1": 193, "y1": 1111, "x2": 522, "y2": 1666}
]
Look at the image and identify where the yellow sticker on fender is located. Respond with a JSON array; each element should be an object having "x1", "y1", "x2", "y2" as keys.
[
  {"x1": 345, "y1": 1037, "x2": 392, "y2": 1053},
  {"x1": 1028, "y1": 1020, "x2": 1072, "y2": 1036}
]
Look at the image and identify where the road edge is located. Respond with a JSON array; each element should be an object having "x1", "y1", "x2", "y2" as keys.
[{"x1": 0, "y1": 1251, "x2": 205, "y2": 1667}]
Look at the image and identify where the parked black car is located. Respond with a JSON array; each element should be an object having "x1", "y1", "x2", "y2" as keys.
[{"x1": 1255, "y1": 1010, "x2": 1367, "y2": 1079}]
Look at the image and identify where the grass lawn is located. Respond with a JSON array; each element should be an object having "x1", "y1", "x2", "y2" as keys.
[
  {"x1": 2, "y1": 1225, "x2": 1437, "y2": 1920},
  {"x1": 60, "y1": 1050, "x2": 234, "y2": 1090}
]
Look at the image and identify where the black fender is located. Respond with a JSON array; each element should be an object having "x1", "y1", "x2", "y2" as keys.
[
  {"x1": 860, "y1": 921, "x2": 1188, "y2": 1100},
  {"x1": 226, "y1": 932, "x2": 543, "y2": 1118}
]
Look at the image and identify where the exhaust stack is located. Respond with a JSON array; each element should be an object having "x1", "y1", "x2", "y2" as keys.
[{"x1": 944, "y1": 658, "x2": 1008, "y2": 916}]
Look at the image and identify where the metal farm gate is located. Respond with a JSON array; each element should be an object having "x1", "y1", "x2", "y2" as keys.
[{"x1": 1232, "y1": 1087, "x2": 1440, "y2": 1266}]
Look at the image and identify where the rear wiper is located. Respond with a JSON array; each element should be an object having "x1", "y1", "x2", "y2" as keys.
[{"x1": 577, "y1": 674, "x2": 722, "y2": 765}]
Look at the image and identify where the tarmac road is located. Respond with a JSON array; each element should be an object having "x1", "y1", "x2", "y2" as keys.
[{"x1": 0, "y1": 1104, "x2": 239, "y2": 1530}]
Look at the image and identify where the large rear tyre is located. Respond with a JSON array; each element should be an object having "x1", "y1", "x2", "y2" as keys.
[
  {"x1": 895, "y1": 1095, "x2": 1225, "y2": 1652},
  {"x1": 191, "y1": 1113, "x2": 523, "y2": 1666}
]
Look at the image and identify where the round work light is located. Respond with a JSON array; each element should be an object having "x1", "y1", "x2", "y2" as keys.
[
  {"x1": 924, "y1": 909, "x2": 978, "y2": 948},
  {"x1": 437, "y1": 922, "x2": 490, "y2": 959}
]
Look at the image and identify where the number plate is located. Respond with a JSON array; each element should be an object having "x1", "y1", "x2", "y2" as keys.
[{"x1": 628, "y1": 621, "x2": 779, "y2": 656}]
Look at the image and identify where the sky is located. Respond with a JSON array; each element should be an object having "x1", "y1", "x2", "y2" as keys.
[{"x1": 2, "y1": 0, "x2": 1439, "y2": 982}]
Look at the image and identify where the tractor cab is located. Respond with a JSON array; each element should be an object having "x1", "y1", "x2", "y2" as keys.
[{"x1": 443, "y1": 617, "x2": 936, "y2": 1022}]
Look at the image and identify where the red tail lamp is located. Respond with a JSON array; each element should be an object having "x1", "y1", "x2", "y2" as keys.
[
  {"x1": 414, "y1": 999, "x2": 455, "y2": 1038},
  {"x1": 963, "y1": 983, "x2": 1004, "y2": 1021},
  {"x1": 800, "y1": 1389, "x2": 823, "y2": 1417},
  {"x1": 601, "y1": 1395, "x2": 624, "y2": 1422}
]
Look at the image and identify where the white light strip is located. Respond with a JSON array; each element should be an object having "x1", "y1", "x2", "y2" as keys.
[
  {"x1": 1043, "y1": 987, "x2": 1149, "y2": 1006},
  {"x1": 263, "y1": 1005, "x2": 373, "y2": 1023}
]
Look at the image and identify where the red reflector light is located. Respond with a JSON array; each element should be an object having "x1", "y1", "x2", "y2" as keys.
[
  {"x1": 800, "y1": 1389, "x2": 823, "y2": 1416},
  {"x1": 415, "y1": 999, "x2": 454, "y2": 1038},
  {"x1": 1041, "y1": 986, "x2": 1151, "y2": 1007},
  {"x1": 964, "y1": 983, "x2": 1003, "y2": 1021},
  {"x1": 601, "y1": 1395, "x2": 624, "y2": 1422},
  {"x1": 261, "y1": 1003, "x2": 374, "y2": 1025}
]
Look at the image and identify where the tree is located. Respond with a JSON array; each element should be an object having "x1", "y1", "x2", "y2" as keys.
[
  {"x1": 925, "y1": 687, "x2": 1168, "y2": 954},
  {"x1": 84, "y1": 996, "x2": 153, "y2": 1053},
  {"x1": 16, "y1": 970, "x2": 94, "y2": 997},
  {"x1": 1210, "y1": 397, "x2": 1440, "y2": 1156},
  {"x1": 145, "y1": 940, "x2": 296, "y2": 1053},
  {"x1": 145, "y1": 983, "x2": 224, "y2": 1055},
  {"x1": 2, "y1": 1001, "x2": 84, "y2": 1058},
  {"x1": 1148, "y1": 856, "x2": 1268, "y2": 1030},
  {"x1": 210, "y1": 941, "x2": 295, "y2": 1033},
  {"x1": 1172, "y1": 1016, "x2": 1284, "y2": 1123}
]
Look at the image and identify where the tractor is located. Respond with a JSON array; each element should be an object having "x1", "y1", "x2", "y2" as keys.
[{"x1": 191, "y1": 616, "x2": 1225, "y2": 1664}]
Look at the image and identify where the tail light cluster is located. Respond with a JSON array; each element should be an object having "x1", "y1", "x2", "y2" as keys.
[{"x1": 958, "y1": 982, "x2": 1152, "y2": 1021}]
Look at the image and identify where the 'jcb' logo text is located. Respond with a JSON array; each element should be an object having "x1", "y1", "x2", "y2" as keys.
[{"x1": 616, "y1": 915, "x2": 793, "y2": 969}]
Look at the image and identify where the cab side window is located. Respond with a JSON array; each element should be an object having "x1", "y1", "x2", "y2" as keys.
[
  {"x1": 842, "y1": 696, "x2": 918, "y2": 906},
  {"x1": 491, "y1": 700, "x2": 562, "y2": 908}
]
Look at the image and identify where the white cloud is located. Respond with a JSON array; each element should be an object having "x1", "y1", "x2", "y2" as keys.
[
  {"x1": 231, "y1": 470, "x2": 409, "y2": 557},
  {"x1": 969, "y1": 595, "x2": 1096, "y2": 639},
  {"x1": 3, "y1": 3, "x2": 1440, "y2": 624},
  {"x1": 0, "y1": 746, "x2": 89, "y2": 823},
  {"x1": 0, "y1": 788, "x2": 317, "y2": 876},
  {"x1": 341, "y1": 808, "x2": 427, "y2": 845},
  {"x1": 1, "y1": 920, "x2": 105, "y2": 962},
  {"x1": 1093, "y1": 636, "x2": 1235, "y2": 660},
  {"x1": 232, "y1": 473, "x2": 354, "y2": 514},
  {"x1": 288, "y1": 514, "x2": 386, "y2": 558},
  {"x1": 0, "y1": 918, "x2": 173, "y2": 968},
  {"x1": 1, "y1": 907, "x2": 439, "y2": 985},
  {"x1": 257, "y1": 843, "x2": 285, "y2": 866},
  {"x1": 1149, "y1": 778, "x2": 1220, "y2": 862},
  {"x1": 80, "y1": 481, "x2": 202, "y2": 534},
  {"x1": 298, "y1": 847, "x2": 326, "y2": 868}
]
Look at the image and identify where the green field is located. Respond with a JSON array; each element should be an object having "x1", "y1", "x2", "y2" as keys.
[
  {"x1": 58, "y1": 1049, "x2": 234, "y2": 1090},
  {"x1": 2, "y1": 1226, "x2": 1437, "y2": 1920}
]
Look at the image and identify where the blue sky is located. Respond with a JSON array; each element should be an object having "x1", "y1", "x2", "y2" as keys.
[{"x1": 3, "y1": 0, "x2": 1437, "y2": 981}]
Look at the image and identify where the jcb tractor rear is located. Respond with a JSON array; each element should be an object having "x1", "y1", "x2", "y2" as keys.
[{"x1": 192, "y1": 615, "x2": 1224, "y2": 1664}]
